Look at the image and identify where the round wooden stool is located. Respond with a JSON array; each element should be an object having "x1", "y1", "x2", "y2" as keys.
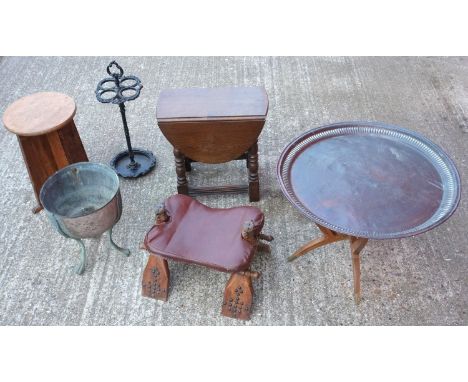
[{"x1": 2, "y1": 92, "x2": 88, "y2": 213}]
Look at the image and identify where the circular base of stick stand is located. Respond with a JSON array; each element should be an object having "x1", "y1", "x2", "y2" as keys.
[{"x1": 110, "y1": 148, "x2": 156, "y2": 178}]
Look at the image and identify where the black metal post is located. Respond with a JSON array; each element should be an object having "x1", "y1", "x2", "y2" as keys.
[{"x1": 118, "y1": 103, "x2": 137, "y2": 167}]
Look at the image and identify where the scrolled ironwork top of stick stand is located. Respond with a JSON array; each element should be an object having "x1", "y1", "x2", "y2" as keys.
[{"x1": 96, "y1": 61, "x2": 156, "y2": 178}]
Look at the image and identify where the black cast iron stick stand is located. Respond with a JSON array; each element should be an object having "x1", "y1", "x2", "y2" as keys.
[
  {"x1": 96, "y1": 61, "x2": 156, "y2": 178},
  {"x1": 119, "y1": 103, "x2": 138, "y2": 169}
]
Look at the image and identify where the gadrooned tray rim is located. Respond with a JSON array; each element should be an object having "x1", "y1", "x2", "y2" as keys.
[{"x1": 276, "y1": 121, "x2": 461, "y2": 239}]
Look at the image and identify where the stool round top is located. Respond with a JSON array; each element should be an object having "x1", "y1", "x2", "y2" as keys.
[{"x1": 2, "y1": 92, "x2": 76, "y2": 136}]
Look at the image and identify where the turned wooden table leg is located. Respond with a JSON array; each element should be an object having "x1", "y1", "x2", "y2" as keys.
[
  {"x1": 247, "y1": 141, "x2": 260, "y2": 202},
  {"x1": 174, "y1": 148, "x2": 189, "y2": 195},
  {"x1": 349, "y1": 237, "x2": 368, "y2": 304},
  {"x1": 288, "y1": 224, "x2": 347, "y2": 262}
]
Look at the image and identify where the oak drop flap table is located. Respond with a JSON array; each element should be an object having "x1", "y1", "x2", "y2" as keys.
[{"x1": 156, "y1": 86, "x2": 269, "y2": 201}]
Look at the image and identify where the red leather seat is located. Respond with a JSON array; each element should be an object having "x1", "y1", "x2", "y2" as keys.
[{"x1": 144, "y1": 194, "x2": 264, "y2": 272}]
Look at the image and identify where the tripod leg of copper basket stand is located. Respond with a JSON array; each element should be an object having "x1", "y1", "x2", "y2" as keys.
[
  {"x1": 109, "y1": 227, "x2": 130, "y2": 256},
  {"x1": 72, "y1": 238, "x2": 87, "y2": 275}
]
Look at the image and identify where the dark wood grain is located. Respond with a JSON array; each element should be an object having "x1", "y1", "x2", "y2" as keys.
[
  {"x1": 157, "y1": 86, "x2": 268, "y2": 121},
  {"x1": 157, "y1": 87, "x2": 268, "y2": 201},
  {"x1": 57, "y1": 121, "x2": 88, "y2": 163},
  {"x1": 17, "y1": 120, "x2": 88, "y2": 213},
  {"x1": 188, "y1": 185, "x2": 249, "y2": 196},
  {"x1": 222, "y1": 271, "x2": 259, "y2": 320},
  {"x1": 142, "y1": 255, "x2": 170, "y2": 301},
  {"x1": 247, "y1": 141, "x2": 260, "y2": 201},
  {"x1": 174, "y1": 147, "x2": 189, "y2": 195},
  {"x1": 159, "y1": 120, "x2": 264, "y2": 164}
]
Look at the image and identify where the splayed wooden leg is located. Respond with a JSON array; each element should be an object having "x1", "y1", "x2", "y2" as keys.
[
  {"x1": 288, "y1": 223, "x2": 369, "y2": 304},
  {"x1": 350, "y1": 237, "x2": 368, "y2": 304},
  {"x1": 32, "y1": 205, "x2": 43, "y2": 214},
  {"x1": 288, "y1": 224, "x2": 347, "y2": 262}
]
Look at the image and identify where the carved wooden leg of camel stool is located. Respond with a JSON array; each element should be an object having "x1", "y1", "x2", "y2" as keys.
[
  {"x1": 259, "y1": 233, "x2": 274, "y2": 242},
  {"x1": 257, "y1": 233, "x2": 274, "y2": 253},
  {"x1": 141, "y1": 204, "x2": 171, "y2": 301},
  {"x1": 142, "y1": 254, "x2": 170, "y2": 301},
  {"x1": 288, "y1": 223, "x2": 368, "y2": 303},
  {"x1": 241, "y1": 220, "x2": 274, "y2": 253},
  {"x1": 257, "y1": 242, "x2": 271, "y2": 253},
  {"x1": 222, "y1": 270, "x2": 260, "y2": 320},
  {"x1": 220, "y1": 221, "x2": 272, "y2": 319}
]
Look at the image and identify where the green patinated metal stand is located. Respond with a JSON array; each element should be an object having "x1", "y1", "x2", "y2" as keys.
[
  {"x1": 56, "y1": 224, "x2": 130, "y2": 275},
  {"x1": 71, "y1": 238, "x2": 87, "y2": 275},
  {"x1": 109, "y1": 227, "x2": 131, "y2": 257}
]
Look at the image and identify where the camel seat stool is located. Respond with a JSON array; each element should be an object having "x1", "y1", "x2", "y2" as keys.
[{"x1": 141, "y1": 194, "x2": 273, "y2": 320}]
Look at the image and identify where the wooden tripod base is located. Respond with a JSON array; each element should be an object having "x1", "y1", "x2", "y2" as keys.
[{"x1": 288, "y1": 224, "x2": 368, "y2": 303}]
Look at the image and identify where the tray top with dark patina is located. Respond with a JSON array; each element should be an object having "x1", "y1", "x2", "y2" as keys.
[{"x1": 277, "y1": 122, "x2": 461, "y2": 239}]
